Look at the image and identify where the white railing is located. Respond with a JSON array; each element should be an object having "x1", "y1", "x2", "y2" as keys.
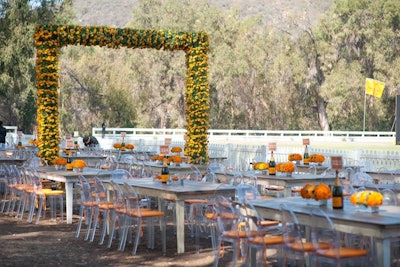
[
  {"x1": 88, "y1": 128, "x2": 399, "y2": 172},
  {"x1": 92, "y1": 127, "x2": 396, "y2": 143},
  {"x1": 12, "y1": 127, "x2": 400, "y2": 172}
]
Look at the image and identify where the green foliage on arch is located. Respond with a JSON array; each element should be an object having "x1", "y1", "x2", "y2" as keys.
[{"x1": 34, "y1": 24, "x2": 210, "y2": 163}]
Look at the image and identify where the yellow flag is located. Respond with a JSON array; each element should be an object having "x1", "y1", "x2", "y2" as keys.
[{"x1": 365, "y1": 78, "x2": 385, "y2": 98}]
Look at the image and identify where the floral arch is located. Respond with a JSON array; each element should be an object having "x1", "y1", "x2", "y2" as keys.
[{"x1": 34, "y1": 24, "x2": 210, "y2": 163}]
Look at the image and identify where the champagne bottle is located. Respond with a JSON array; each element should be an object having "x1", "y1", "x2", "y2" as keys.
[
  {"x1": 332, "y1": 170, "x2": 343, "y2": 209},
  {"x1": 161, "y1": 159, "x2": 170, "y2": 183},
  {"x1": 268, "y1": 151, "x2": 276, "y2": 175},
  {"x1": 66, "y1": 156, "x2": 73, "y2": 171},
  {"x1": 303, "y1": 145, "x2": 309, "y2": 165}
]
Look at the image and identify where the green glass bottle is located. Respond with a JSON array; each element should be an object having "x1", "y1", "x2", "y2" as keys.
[
  {"x1": 66, "y1": 156, "x2": 73, "y2": 171},
  {"x1": 268, "y1": 151, "x2": 276, "y2": 175},
  {"x1": 332, "y1": 170, "x2": 343, "y2": 209},
  {"x1": 161, "y1": 159, "x2": 170, "y2": 183},
  {"x1": 303, "y1": 145, "x2": 309, "y2": 165}
]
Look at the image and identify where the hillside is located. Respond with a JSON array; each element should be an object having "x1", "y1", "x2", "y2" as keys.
[{"x1": 71, "y1": 0, "x2": 333, "y2": 28}]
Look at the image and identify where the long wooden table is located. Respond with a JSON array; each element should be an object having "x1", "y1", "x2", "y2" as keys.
[
  {"x1": 68, "y1": 154, "x2": 107, "y2": 167},
  {"x1": 119, "y1": 161, "x2": 208, "y2": 177},
  {"x1": 250, "y1": 197, "x2": 400, "y2": 267},
  {"x1": 123, "y1": 178, "x2": 235, "y2": 254},
  {"x1": 254, "y1": 173, "x2": 336, "y2": 197},
  {"x1": 0, "y1": 158, "x2": 27, "y2": 166},
  {"x1": 215, "y1": 171, "x2": 335, "y2": 197},
  {"x1": 36, "y1": 167, "x2": 112, "y2": 224}
]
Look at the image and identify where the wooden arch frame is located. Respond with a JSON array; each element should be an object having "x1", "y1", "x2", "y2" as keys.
[{"x1": 34, "y1": 24, "x2": 210, "y2": 163}]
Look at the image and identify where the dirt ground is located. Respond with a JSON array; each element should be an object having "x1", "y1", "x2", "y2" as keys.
[{"x1": 0, "y1": 212, "x2": 240, "y2": 267}]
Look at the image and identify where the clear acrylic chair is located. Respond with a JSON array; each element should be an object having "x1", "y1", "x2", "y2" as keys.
[
  {"x1": 241, "y1": 201, "x2": 284, "y2": 267},
  {"x1": 184, "y1": 174, "x2": 217, "y2": 253},
  {"x1": 379, "y1": 188, "x2": 399, "y2": 265},
  {"x1": 213, "y1": 195, "x2": 254, "y2": 267},
  {"x1": 25, "y1": 168, "x2": 64, "y2": 224},
  {"x1": 381, "y1": 188, "x2": 398, "y2": 206},
  {"x1": 311, "y1": 207, "x2": 369, "y2": 266},
  {"x1": 4, "y1": 165, "x2": 24, "y2": 216},
  {"x1": 14, "y1": 167, "x2": 31, "y2": 220},
  {"x1": 107, "y1": 180, "x2": 129, "y2": 249},
  {"x1": 75, "y1": 175, "x2": 98, "y2": 241},
  {"x1": 117, "y1": 182, "x2": 166, "y2": 255},
  {"x1": 280, "y1": 203, "x2": 324, "y2": 266},
  {"x1": 111, "y1": 169, "x2": 133, "y2": 180},
  {"x1": 89, "y1": 177, "x2": 117, "y2": 243},
  {"x1": 351, "y1": 171, "x2": 375, "y2": 187},
  {"x1": 236, "y1": 182, "x2": 275, "y2": 201}
]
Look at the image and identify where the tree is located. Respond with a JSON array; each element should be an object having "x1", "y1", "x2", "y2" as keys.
[
  {"x1": 313, "y1": 0, "x2": 400, "y2": 131},
  {"x1": 0, "y1": 0, "x2": 72, "y2": 129},
  {"x1": 20, "y1": 89, "x2": 36, "y2": 133}
]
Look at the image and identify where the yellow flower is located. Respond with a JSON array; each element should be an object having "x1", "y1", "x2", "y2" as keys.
[
  {"x1": 350, "y1": 190, "x2": 383, "y2": 207},
  {"x1": 253, "y1": 162, "x2": 269, "y2": 170}
]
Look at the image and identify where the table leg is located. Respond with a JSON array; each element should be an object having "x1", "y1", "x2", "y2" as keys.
[
  {"x1": 65, "y1": 182, "x2": 73, "y2": 224},
  {"x1": 175, "y1": 200, "x2": 185, "y2": 254},
  {"x1": 284, "y1": 186, "x2": 291, "y2": 197},
  {"x1": 375, "y1": 238, "x2": 391, "y2": 267}
]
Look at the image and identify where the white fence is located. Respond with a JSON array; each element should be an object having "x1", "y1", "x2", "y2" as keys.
[
  {"x1": 92, "y1": 127, "x2": 396, "y2": 144},
  {"x1": 90, "y1": 128, "x2": 399, "y2": 172},
  {"x1": 10, "y1": 127, "x2": 400, "y2": 172}
]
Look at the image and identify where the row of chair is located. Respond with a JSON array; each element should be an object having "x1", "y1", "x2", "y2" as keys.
[
  {"x1": 0, "y1": 164, "x2": 64, "y2": 224},
  {"x1": 215, "y1": 185, "x2": 370, "y2": 266},
  {"x1": 202, "y1": 183, "x2": 374, "y2": 266},
  {"x1": 74, "y1": 174, "x2": 166, "y2": 256}
]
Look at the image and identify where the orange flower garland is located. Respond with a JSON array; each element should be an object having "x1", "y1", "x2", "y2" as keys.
[{"x1": 350, "y1": 190, "x2": 383, "y2": 207}]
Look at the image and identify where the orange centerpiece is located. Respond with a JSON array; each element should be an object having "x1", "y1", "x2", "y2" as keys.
[{"x1": 72, "y1": 159, "x2": 86, "y2": 169}]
